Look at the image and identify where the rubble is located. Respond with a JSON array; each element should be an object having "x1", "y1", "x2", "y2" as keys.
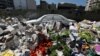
[{"x1": 0, "y1": 17, "x2": 100, "y2": 56}]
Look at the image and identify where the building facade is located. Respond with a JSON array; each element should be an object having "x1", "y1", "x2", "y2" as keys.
[
  {"x1": 48, "y1": 3, "x2": 56, "y2": 10},
  {"x1": 13, "y1": 0, "x2": 36, "y2": 10},
  {"x1": 27, "y1": 0, "x2": 36, "y2": 10},
  {"x1": 85, "y1": 0, "x2": 100, "y2": 11},
  {"x1": 13, "y1": 0, "x2": 27, "y2": 9},
  {"x1": 0, "y1": 0, "x2": 14, "y2": 9},
  {"x1": 40, "y1": 0, "x2": 49, "y2": 9}
]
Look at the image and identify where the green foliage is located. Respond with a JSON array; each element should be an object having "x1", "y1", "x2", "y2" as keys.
[
  {"x1": 60, "y1": 29, "x2": 69, "y2": 37},
  {"x1": 63, "y1": 45, "x2": 71, "y2": 56},
  {"x1": 50, "y1": 45, "x2": 58, "y2": 51},
  {"x1": 50, "y1": 29, "x2": 69, "y2": 41},
  {"x1": 50, "y1": 50, "x2": 57, "y2": 56},
  {"x1": 49, "y1": 45, "x2": 57, "y2": 56},
  {"x1": 79, "y1": 30, "x2": 94, "y2": 42},
  {"x1": 65, "y1": 29, "x2": 70, "y2": 36},
  {"x1": 96, "y1": 27, "x2": 100, "y2": 31},
  {"x1": 49, "y1": 40, "x2": 71, "y2": 56},
  {"x1": 60, "y1": 41, "x2": 71, "y2": 56},
  {"x1": 51, "y1": 34, "x2": 60, "y2": 41}
]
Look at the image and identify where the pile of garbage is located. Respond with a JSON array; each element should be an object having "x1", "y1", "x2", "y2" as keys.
[{"x1": 0, "y1": 17, "x2": 100, "y2": 56}]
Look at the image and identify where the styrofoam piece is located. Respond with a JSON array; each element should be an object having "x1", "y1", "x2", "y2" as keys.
[
  {"x1": 0, "y1": 28, "x2": 4, "y2": 34},
  {"x1": 7, "y1": 26, "x2": 14, "y2": 31}
]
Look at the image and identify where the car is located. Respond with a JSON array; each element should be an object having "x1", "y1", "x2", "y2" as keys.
[{"x1": 25, "y1": 14, "x2": 75, "y2": 25}]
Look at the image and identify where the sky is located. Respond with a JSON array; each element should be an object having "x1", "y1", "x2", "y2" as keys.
[{"x1": 35, "y1": 0, "x2": 86, "y2": 6}]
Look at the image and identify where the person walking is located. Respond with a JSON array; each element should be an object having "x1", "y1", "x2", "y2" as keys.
[{"x1": 69, "y1": 22, "x2": 78, "y2": 41}]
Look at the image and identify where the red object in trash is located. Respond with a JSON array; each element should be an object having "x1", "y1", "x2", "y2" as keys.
[{"x1": 30, "y1": 39, "x2": 52, "y2": 56}]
